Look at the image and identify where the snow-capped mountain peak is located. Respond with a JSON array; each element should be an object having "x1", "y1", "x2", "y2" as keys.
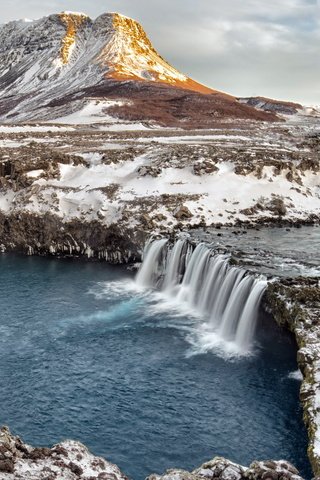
[
  {"x1": 98, "y1": 12, "x2": 189, "y2": 85},
  {"x1": 0, "y1": 11, "x2": 275, "y2": 124},
  {"x1": 58, "y1": 12, "x2": 89, "y2": 65},
  {"x1": 0, "y1": 11, "x2": 212, "y2": 91}
]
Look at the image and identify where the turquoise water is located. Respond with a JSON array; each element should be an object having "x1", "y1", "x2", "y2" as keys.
[{"x1": 0, "y1": 254, "x2": 311, "y2": 478}]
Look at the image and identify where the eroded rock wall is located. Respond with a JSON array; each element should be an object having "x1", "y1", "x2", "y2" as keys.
[
  {"x1": 0, "y1": 211, "x2": 145, "y2": 263},
  {"x1": 265, "y1": 278, "x2": 320, "y2": 475}
]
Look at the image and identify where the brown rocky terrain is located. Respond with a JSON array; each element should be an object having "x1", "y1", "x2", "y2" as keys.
[{"x1": 78, "y1": 82, "x2": 279, "y2": 128}]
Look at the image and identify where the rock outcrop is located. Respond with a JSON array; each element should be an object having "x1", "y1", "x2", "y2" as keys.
[
  {"x1": 148, "y1": 458, "x2": 303, "y2": 480},
  {"x1": 265, "y1": 278, "x2": 320, "y2": 475},
  {"x1": 0, "y1": 211, "x2": 145, "y2": 263},
  {"x1": 239, "y1": 97, "x2": 303, "y2": 116},
  {"x1": 0, "y1": 426, "x2": 128, "y2": 480}
]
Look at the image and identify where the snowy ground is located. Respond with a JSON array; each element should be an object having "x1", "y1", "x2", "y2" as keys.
[{"x1": 0, "y1": 119, "x2": 319, "y2": 233}]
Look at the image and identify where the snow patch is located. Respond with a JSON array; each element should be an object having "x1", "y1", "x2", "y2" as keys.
[
  {"x1": 0, "y1": 125, "x2": 75, "y2": 133},
  {"x1": 53, "y1": 100, "x2": 126, "y2": 124},
  {"x1": 26, "y1": 169, "x2": 44, "y2": 178}
]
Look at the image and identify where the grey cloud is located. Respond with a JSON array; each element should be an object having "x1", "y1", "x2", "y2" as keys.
[{"x1": 0, "y1": 0, "x2": 318, "y2": 104}]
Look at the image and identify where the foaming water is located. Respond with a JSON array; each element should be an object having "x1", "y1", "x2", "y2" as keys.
[
  {"x1": 288, "y1": 370, "x2": 304, "y2": 381},
  {"x1": 0, "y1": 254, "x2": 312, "y2": 479},
  {"x1": 90, "y1": 277, "x2": 248, "y2": 360},
  {"x1": 136, "y1": 239, "x2": 267, "y2": 355}
]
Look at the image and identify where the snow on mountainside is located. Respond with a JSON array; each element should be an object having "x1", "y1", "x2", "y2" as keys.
[{"x1": 0, "y1": 11, "x2": 278, "y2": 125}]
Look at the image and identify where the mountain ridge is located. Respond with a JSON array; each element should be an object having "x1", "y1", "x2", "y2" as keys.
[{"x1": 0, "y1": 11, "x2": 278, "y2": 125}]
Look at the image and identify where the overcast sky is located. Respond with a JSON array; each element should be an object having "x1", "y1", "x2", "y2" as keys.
[{"x1": 0, "y1": 0, "x2": 319, "y2": 104}]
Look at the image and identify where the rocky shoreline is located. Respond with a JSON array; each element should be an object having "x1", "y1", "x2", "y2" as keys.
[
  {"x1": 0, "y1": 211, "x2": 317, "y2": 264},
  {"x1": 0, "y1": 427, "x2": 305, "y2": 480},
  {"x1": 266, "y1": 278, "x2": 320, "y2": 476}
]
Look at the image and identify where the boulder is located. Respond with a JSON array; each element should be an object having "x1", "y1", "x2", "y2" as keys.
[{"x1": 174, "y1": 206, "x2": 193, "y2": 220}]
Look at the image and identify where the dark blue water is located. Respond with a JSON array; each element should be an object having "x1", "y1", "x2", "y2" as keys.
[{"x1": 0, "y1": 255, "x2": 311, "y2": 479}]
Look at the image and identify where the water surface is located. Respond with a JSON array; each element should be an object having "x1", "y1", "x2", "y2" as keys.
[
  {"x1": 193, "y1": 225, "x2": 320, "y2": 277},
  {"x1": 0, "y1": 254, "x2": 311, "y2": 479}
]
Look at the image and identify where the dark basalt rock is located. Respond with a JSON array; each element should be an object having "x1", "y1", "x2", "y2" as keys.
[{"x1": 0, "y1": 211, "x2": 146, "y2": 263}]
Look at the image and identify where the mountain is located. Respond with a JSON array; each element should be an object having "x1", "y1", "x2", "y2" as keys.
[
  {"x1": 239, "y1": 97, "x2": 303, "y2": 115},
  {"x1": 0, "y1": 11, "x2": 278, "y2": 126}
]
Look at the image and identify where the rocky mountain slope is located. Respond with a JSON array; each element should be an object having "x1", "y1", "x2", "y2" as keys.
[{"x1": 0, "y1": 11, "x2": 277, "y2": 126}]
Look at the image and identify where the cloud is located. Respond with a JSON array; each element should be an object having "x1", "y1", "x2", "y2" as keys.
[{"x1": 0, "y1": 0, "x2": 318, "y2": 103}]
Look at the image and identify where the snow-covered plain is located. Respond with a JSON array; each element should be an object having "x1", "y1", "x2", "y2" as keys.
[
  {"x1": 0, "y1": 122, "x2": 319, "y2": 230},
  {"x1": 0, "y1": 125, "x2": 75, "y2": 133}
]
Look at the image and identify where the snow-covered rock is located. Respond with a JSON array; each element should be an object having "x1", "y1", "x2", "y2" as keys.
[
  {"x1": 266, "y1": 278, "x2": 320, "y2": 475},
  {"x1": 1, "y1": 123, "x2": 320, "y2": 230},
  {"x1": 0, "y1": 123, "x2": 319, "y2": 259},
  {"x1": 146, "y1": 457, "x2": 303, "y2": 480},
  {"x1": 0, "y1": 426, "x2": 128, "y2": 480}
]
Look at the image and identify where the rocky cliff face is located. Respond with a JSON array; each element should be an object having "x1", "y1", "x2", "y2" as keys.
[
  {"x1": 0, "y1": 12, "x2": 277, "y2": 125},
  {"x1": 0, "y1": 211, "x2": 145, "y2": 263},
  {"x1": 265, "y1": 278, "x2": 320, "y2": 475}
]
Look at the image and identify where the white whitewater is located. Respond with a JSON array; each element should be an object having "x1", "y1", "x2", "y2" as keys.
[{"x1": 136, "y1": 239, "x2": 267, "y2": 352}]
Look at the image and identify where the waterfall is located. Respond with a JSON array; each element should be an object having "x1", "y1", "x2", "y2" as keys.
[
  {"x1": 136, "y1": 238, "x2": 267, "y2": 352},
  {"x1": 162, "y1": 239, "x2": 188, "y2": 290},
  {"x1": 135, "y1": 238, "x2": 168, "y2": 287}
]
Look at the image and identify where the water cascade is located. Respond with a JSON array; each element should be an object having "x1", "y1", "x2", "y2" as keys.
[
  {"x1": 136, "y1": 238, "x2": 267, "y2": 352},
  {"x1": 135, "y1": 238, "x2": 168, "y2": 287}
]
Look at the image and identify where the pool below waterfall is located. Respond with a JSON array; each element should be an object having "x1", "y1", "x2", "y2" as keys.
[{"x1": 0, "y1": 254, "x2": 311, "y2": 479}]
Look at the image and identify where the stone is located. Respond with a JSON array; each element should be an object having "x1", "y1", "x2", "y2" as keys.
[
  {"x1": 69, "y1": 461, "x2": 84, "y2": 475},
  {"x1": 0, "y1": 427, "x2": 128, "y2": 480},
  {"x1": 173, "y1": 206, "x2": 193, "y2": 220},
  {"x1": 0, "y1": 459, "x2": 14, "y2": 473}
]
